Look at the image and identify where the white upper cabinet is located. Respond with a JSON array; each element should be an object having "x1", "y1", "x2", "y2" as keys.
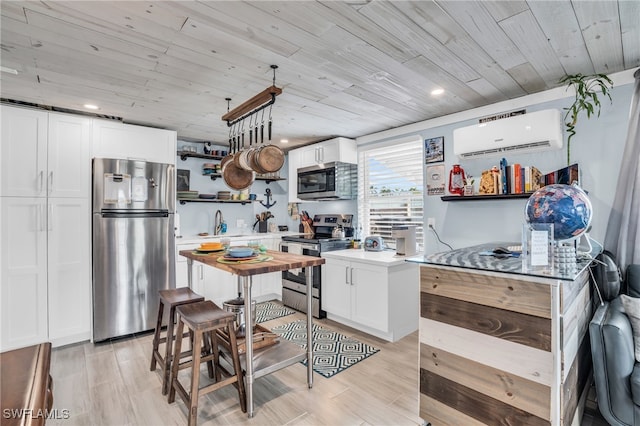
[
  {"x1": 92, "y1": 119, "x2": 177, "y2": 164},
  {"x1": 0, "y1": 106, "x2": 91, "y2": 198},
  {"x1": 287, "y1": 137, "x2": 357, "y2": 202},
  {"x1": 48, "y1": 113, "x2": 92, "y2": 198},
  {"x1": 297, "y1": 137, "x2": 356, "y2": 168},
  {"x1": 0, "y1": 106, "x2": 48, "y2": 197},
  {"x1": 287, "y1": 149, "x2": 303, "y2": 203}
]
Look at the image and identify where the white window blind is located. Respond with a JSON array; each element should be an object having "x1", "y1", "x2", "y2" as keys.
[{"x1": 358, "y1": 138, "x2": 424, "y2": 249}]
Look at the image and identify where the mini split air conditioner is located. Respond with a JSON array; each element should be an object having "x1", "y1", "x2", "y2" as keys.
[{"x1": 453, "y1": 109, "x2": 563, "y2": 159}]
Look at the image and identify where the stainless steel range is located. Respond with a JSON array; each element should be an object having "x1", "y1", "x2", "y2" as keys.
[{"x1": 280, "y1": 214, "x2": 354, "y2": 318}]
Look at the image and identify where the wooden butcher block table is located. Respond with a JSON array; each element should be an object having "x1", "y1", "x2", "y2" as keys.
[{"x1": 179, "y1": 249, "x2": 324, "y2": 418}]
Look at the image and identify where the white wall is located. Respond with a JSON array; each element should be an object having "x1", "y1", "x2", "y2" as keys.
[
  {"x1": 358, "y1": 70, "x2": 636, "y2": 255},
  {"x1": 176, "y1": 149, "x2": 357, "y2": 237}
]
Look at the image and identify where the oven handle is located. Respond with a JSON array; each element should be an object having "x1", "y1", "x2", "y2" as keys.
[{"x1": 280, "y1": 241, "x2": 320, "y2": 254}]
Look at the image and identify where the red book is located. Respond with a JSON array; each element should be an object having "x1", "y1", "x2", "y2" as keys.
[{"x1": 514, "y1": 163, "x2": 521, "y2": 193}]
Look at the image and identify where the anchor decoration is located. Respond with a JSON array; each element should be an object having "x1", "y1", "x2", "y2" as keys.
[{"x1": 260, "y1": 188, "x2": 276, "y2": 209}]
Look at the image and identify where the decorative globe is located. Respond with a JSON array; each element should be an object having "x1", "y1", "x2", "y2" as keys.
[{"x1": 524, "y1": 184, "x2": 593, "y2": 242}]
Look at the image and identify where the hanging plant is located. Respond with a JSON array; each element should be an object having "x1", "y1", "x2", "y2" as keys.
[{"x1": 560, "y1": 73, "x2": 613, "y2": 164}]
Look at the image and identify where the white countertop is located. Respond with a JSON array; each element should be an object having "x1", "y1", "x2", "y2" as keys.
[
  {"x1": 321, "y1": 248, "x2": 418, "y2": 267},
  {"x1": 176, "y1": 231, "x2": 303, "y2": 245}
]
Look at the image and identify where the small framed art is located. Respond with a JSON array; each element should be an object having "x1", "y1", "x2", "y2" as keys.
[
  {"x1": 426, "y1": 164, "x2": 445, "y2": 196},
  {"x1": 425, "y1": 136, "x2": 444, "y2": 163}
]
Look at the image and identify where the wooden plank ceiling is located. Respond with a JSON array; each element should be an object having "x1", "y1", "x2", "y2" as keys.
[{"x1": 1, "y1": 1, "x2": 638, "y2": 149}]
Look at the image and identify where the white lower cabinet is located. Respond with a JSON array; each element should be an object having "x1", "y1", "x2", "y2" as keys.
[
  {"x1": 175, "y1": 243, "x2": 236, "y2": 306},
  {"x1": 175, "y1": 234, "x2": 283, "y2": 307},
  {"x1": 0, "y1": 197, "x2": 90, "y2": 351},
  {"x1": 322, "y1": 255, "x2": 419, "y2": 342}
]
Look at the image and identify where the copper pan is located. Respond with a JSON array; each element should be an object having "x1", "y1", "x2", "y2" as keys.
[
  {"x1": 222, "y1": 156, "x2": 254, "y2": 190},
  {"x1": 248, "y1": 148, "x2": 267, "y2": 174},
  {"x1": 255, "y1": 144, "x2": 285, "y2": 173}
]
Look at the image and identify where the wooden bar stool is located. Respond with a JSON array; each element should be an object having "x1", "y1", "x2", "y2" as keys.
[
  {"x1": 168, "y1": 300, "x2": 246, "y2": 425},
  {"x1": 150, "y1": 287, "x2": 205, "y2": 395}
]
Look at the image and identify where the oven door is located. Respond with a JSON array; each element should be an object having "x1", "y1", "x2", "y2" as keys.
[
  {"x1": 280, "y1": 241, "x2": 326, "y2": 318},
  {"x1": 280, "y1": 241, "x2": 321, "y2": 287}
]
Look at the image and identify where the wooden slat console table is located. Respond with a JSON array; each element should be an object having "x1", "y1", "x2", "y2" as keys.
[
  {"x1": 179, "y1": 249, "x2": 324, "y2": 418},
  {"x1": 1, "y1": 343, "x2": 53, "y2": 426},
  {"x1": 408, "y1": 243, "x2": 598, "y2": 426}
]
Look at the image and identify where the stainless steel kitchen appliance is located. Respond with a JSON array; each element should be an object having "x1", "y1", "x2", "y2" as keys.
[
  {"x1": 297, "y1": 162, "x2": 357, "y2": 200},
  {"x1": 280, "y1": 214, "x2": 353, "y2": 318},
  {"x1": 92, "y1": 158, "x2": 176, "y2": 342}
]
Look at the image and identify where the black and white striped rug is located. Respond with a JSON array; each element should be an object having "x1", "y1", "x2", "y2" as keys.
[
  {"x1": 255, "y1": 300, "x2": 296, "y2": 324},
  {"x1": 271, "y1": 320, "x2": 380, "y2": 378}
]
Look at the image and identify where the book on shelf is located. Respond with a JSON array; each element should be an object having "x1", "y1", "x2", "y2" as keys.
[
  {"x1": 545, "y1": 163, "x2": 579, "y2": 186},
  {"x1": 478, "y1": 158, "x2": 545, "y2": 196}
]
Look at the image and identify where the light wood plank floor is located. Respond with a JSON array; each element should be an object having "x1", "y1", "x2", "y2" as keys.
[{"x1": 49, "y1": 311, "x2": 425, "y2": 426}]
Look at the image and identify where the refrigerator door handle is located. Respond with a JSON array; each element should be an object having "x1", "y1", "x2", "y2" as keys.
[{"x1": 101, "y1": 211, "x2": 169, "y2": 219}]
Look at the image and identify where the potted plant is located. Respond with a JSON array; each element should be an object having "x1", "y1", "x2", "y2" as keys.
[{"x1": 560, "y1": 73, "x2": 613, "y2": 164}]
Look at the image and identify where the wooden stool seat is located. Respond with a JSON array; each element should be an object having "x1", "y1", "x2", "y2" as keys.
[
  {"x1": 168, "y1": 300, "x2": 247, "y2": 425},
  {"x1": 150, "y1": 287, "x2": 205, "y2": 395}
]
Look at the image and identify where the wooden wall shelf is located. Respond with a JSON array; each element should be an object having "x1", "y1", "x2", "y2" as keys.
[
  {"x1": 178, "y1": 151, "x2": 224, "y2": 161},
  {"x1": 441, "y1": 193, "x2": 532, "y2": 201},
  {"x1": 178, "y1": 198, "x2": 260, "y2": 205},
  {"x1": 203, "y1": 174, "x2": 284, "y2": 184}
]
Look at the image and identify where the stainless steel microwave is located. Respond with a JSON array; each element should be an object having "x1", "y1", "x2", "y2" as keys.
[{"x1": 297, "y1": 161, "x2": 357, "y2": 200}]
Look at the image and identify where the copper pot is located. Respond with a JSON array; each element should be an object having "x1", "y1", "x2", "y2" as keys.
[
  {"x1": 255, "y1": 144, "x2": 285, "y2": 173},
  {"x1": 222, "y1": 156, "x2": 254, "y2": 190}
]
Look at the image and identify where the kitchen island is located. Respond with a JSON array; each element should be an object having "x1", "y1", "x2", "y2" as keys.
[
  {"x1": 407, "y1": 243, "x2": 598, "y2": 426},
  {"x1": 179, "y1": 249, "x2": 324, "y2": 418}
]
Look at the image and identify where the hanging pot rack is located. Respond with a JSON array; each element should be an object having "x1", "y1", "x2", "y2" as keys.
[{"x1": 222, "y1": 65, "x2": 282, "y2": 128}]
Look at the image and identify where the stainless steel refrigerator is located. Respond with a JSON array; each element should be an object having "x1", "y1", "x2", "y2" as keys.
[{"x1": 92, "y1": 158, "x2": 176, "y2": 342}]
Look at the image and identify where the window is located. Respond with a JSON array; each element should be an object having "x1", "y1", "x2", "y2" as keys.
[{"x1": 358, "y1": 137, "x2": 424, "y2": 249}]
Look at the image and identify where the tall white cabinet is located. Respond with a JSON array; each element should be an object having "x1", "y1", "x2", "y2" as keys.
[{"x1": 0, "y1": 106, "x2": 91, "y2": 351}]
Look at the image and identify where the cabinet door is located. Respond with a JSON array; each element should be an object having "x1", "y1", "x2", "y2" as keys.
[
  {"x1": 321, "y1": 259, "x2": 352, "y2": 318},
  {"x1": 47, "y1": 198, "x2": 91, "y2": 344},
  {"x1": 331, "y1": 137, "x2": 357, "y2": 164},
  {"x1": 287, "y1": 149, "x2": 304, "y2": 203},
  {"x1": 48, "y1": 114, "x2": 91, "y2": 198},
  {"x1": 92, "y1": 119, "x2": 177, "y2": 164},
  {"x1": 201, "y1": 266, "x2": 237, "y2": 307},
  {"x1": 0, "y1": 197, "x2": 48, "y2": 351},
  {"x1": 0, "y1": 106, "x2": 48, "y2": 197},
  {"x1": 351, "y1": 263, "x2": 388, "y2": 332},
  {"x1": 300, "y1": 145, "x2": 319, "y2": 166},
  {"x1": 175, "y1": 243, "x2": 199, "y2": 289}
]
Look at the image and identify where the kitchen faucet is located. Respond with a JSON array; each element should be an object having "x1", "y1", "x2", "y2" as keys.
[{"x1": 214, "y1": 209, "x2": 223, "y2": 235}]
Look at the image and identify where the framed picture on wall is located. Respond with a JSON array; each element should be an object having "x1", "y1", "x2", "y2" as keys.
[
  {"x1": 426, "y1": 164, "x2": 445, "y2": 196},
  {"x1": 177, "y1": 169, "x2": 190, "y2": 191},
  {"x1": 425, "y1": 136, "x2": 444, "y2": 163}
]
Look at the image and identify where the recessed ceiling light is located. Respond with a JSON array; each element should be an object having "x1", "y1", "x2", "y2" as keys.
[
  {"x1": 431, "y1": 88, "x2": 445, "y2": 96},
  {"x1": 0, "y1": 66, "x2": 18, "y2": 75},
  {"x1": 280, "y1": 139, "x2": 289, "y2": 143},
  {"x1": 84, "y1": 104, "x2": 99, "y2": 110}
]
